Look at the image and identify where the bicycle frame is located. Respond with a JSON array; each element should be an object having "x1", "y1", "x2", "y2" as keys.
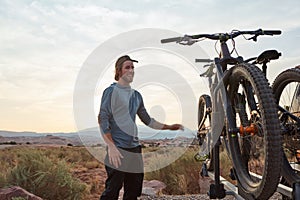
[
  {"x1": 202, "y1": 39, "x2": 245, "y2": 143},
  {"x1": 198, "y1": 40, "x2": 242, "y2": 198}
]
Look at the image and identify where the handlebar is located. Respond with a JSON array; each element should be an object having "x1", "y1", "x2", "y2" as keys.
[
  {"x1": 161, "y1": 29, "x2": 281, "y2": 44},
  {"x1": 160, "y1": 37, "x2": 182, "y2": 43},
  {"x1": 261, "y1": 30, "x2": 281, "y2": 35}
]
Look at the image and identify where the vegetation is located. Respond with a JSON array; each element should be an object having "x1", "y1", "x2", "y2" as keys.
[
  {"x1": 0, "y1": 147, "x2": 93, "y2": 200},
  {"x1": 0, "y1": 141, "x2": 17, "y2": 145},
  {"x1": 11, "y1": 197, "x2": 28, "y2": 200},
  {"x1": 144, "y1": 147, "x2": 201, "y2": 194},
  {"x1": 9, "y1": 151, "x2": 87, "y2": 199},
  {"x1": 0, "y1": 145, "x2": 232, "y2": 198}
]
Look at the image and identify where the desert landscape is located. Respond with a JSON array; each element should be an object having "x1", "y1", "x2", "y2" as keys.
[
  {"x1": 0, "y1": 129, "x2": 207, "y2": 199},
  {"x1": 0, "y1": 130, "x2": 284, "y2": 200}
]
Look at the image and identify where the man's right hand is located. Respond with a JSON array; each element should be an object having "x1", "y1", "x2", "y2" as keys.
[{"x1": 107, "y1": 144, "x2": 124, "y2": 168}]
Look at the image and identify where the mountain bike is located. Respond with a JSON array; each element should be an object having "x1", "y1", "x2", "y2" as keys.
[
  {"x1": 246, "y1": 50, "x2": 300, "y2": 199},
  {"x1": 273, "y1": 66, "x2": 300, "y2": 181},
  {"x1": 161, "y1": 29, "x2": 282, "y2": 200},
  {"x1": 272, "y1": 66, "x2": 300, "y2": 198}
]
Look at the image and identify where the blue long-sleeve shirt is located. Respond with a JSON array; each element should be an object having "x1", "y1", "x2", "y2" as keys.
[{"x1": 98, "y1": 83, "x2": 153, "y2": 148}]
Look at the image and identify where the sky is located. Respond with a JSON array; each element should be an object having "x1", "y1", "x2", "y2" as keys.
[{"x1": 1, "y1": 0, "x2": 300, "y2": 133}]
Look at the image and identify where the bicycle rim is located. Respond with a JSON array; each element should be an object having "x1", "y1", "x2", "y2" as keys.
[
  {"x1": 225, "y1": 63, "x2": 282, "y2": 199},
  {"x1": 272, "y1": 67, "x2": 300, "y2": 185},
  {"x1": 197, "y1": 94, "x2": 214, "y2": 171}
]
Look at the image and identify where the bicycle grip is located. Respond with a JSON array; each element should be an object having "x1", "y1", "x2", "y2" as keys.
[
  {"x1": 263, "y1": 30, "x2": 281, "y2": 35},
  {"x1": 161, "y1": 37, "x2": 182, "y2": 43}
]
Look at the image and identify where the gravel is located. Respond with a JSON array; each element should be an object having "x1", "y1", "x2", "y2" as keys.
[
  {"x1": 139, "y1": 194, "x2": 234, "y2": 200},
  {"x1": 138, "y1": 192, "x2": 283, "y2": 200}
]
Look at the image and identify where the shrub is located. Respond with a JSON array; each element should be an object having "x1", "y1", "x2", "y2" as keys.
[
  {"x1": 9, "y1": 141, "x2": 17, "y2": 145},
  {"x1": 145, "y1": 147, "x2": 201, "y2": 194},
  {"x1": 7, "y1": 150, "x2": 88, "y2": 200}
]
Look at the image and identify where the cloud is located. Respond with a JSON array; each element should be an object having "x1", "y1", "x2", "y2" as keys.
[{"x1": 1, "y1": 0, "x2": 300, "y2": 132}]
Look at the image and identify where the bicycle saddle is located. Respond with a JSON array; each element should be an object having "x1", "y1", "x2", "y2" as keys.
[{"x1": 256, "y1": 49, "x2": 281, "y2": 64}]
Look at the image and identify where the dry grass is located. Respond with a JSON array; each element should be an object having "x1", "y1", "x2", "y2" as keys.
[
  {"x1": 0, "y1": 146, "x2": 104, "y2": 200},
  {"x1": 0, "y1": 145, "x2": 234, "y2": 198},
  {"x1": 144, "y1": 147, "x2": 202, "y2": 195}
]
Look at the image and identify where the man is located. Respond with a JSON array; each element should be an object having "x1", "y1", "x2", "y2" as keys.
[{"x1": 98, "y1": 55, "x2": 183, "y2": 200}]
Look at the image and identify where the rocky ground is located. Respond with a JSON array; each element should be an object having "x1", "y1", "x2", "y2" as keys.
[
  {"x1": 139, "y1": 194, "x2": 234, "y2": 200},
  {"x1": 138, "y1": 192, "x2": 283, "y2": 200}
]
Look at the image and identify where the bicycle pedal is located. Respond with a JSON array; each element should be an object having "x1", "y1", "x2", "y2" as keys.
[{"x1": 194, "y1": 153, "x2": 208, "y2": 162}]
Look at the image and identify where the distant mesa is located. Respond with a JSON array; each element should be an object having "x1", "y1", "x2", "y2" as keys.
[{"x1": 0, "y1": 126, "x2": 196, "y2": 147}]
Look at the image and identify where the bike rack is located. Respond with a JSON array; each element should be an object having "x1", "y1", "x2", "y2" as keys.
[
  {"x1": 204, "y1": 167, "x2": 299, "y2": 199},
  {"x1": 206, "y1": 138, "x2": 227, "y2": 199},
  {"x1": 201, "y1": 137, "x2": 300, "y2": 199},
  {"x1": 207, "y1": 170, "x2": 244, "y2": 200}
]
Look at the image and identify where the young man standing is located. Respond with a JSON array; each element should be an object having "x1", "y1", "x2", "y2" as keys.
[{"x1": 98, "y1": 55, "x2": 183, "y2": 200}]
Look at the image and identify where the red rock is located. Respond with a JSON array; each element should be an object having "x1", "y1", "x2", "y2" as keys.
[
  {"x1": 142, "y1": 180, "x2": 166, "y2": 196},
  {"x1": 0, "y1": 186, "x2": 43, "y2": 200}
]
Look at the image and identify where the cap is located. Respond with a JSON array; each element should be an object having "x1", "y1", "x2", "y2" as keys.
[{"x1": 115, "y1": 55, "x2": 138, "y2": 70}]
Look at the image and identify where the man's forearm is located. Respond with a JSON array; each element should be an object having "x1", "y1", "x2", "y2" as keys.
[{"x1": 149, "y1": 119, "x2": 183, "y2": 131}]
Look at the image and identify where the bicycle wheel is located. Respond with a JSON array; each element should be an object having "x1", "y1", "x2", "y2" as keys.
[
  {"x1": 197, "y1": 94, "x2": 214, "y2": 171},
  {"x1": 272, "y1": 67, "x2": 300, "y2": 185},
  {"x1": 225, "y1": 63, "x2": 282, "y2": 199}
]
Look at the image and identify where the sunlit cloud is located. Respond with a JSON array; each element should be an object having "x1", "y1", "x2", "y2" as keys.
[{"x1": 1, "y1": 0, "x2": 300, "y2": 132}]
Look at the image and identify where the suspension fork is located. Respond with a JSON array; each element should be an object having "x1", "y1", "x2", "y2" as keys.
[{"x1": 211, "y1": 62, "x2": 236, "y2": 133}]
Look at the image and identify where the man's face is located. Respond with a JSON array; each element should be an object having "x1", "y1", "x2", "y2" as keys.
[{"x1": 120, "y1": 60, "x2": 135, "y2": 83}]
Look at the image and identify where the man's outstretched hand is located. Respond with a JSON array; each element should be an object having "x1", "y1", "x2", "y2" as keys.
[{"x1": 164, "y1": 124, "x2": 184, "y2": 131}]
